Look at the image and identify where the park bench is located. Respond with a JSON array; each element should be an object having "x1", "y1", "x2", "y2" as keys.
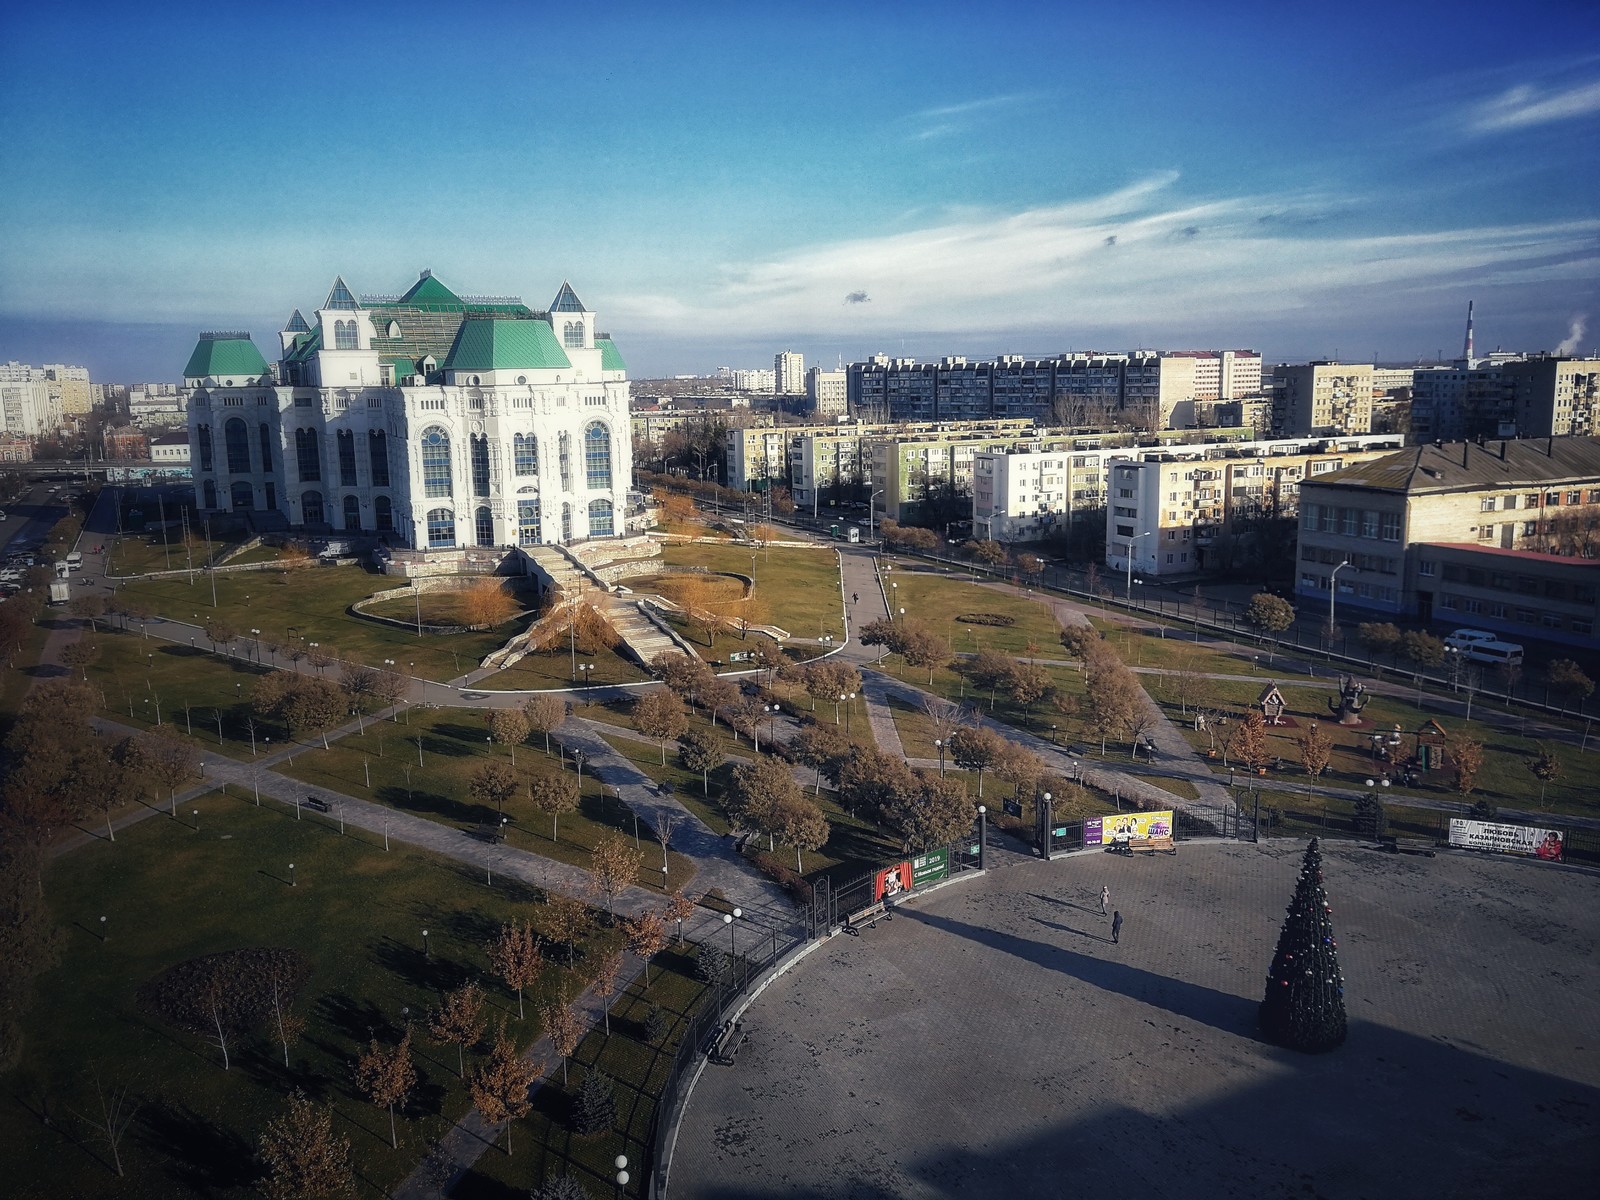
[
  {"x1": 1127, "y1": 836, "x2": 1177, "y2": 855},
  {"x1": 707, "y1": 1019, "x2": 747, "y2": 1065},
  {"x1": 843, "y1": 900, "x2": 893, "y2": 935},
  {"x1": 1378, "y1": 835, "x2": 1435, "y2": 858}
]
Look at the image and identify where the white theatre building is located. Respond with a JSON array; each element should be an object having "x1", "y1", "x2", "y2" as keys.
[{"x1": 184, "y1": 272, "x2": 632, "y2": 551}]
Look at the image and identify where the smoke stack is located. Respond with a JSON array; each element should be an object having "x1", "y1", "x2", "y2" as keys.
[{"x1": 1462, "y1": 300, "x2": 1475, "y2": 362}]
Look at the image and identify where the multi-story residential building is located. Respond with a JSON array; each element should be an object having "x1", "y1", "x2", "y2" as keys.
[
  {"x1": 805, "y1": 368, "x2": 847, "y2": 419},
  {"x1": 1504, "y1": 357, "x2": 1600, "y2": 438},
  {"x1": 1295, "y1": 437, "x2": 1600, "y2": 623},
  {"x1": 187, "y1": 271, "x2": 631, "y2": 550},
  {"x1": 850, "y1": 349, "x2": 1262, "y2": 428},
  {"x1": 1272, "y1": 362, "x2": 1375, "y2": 436},
  {"x1": 1099, "y1": 435, "x2": 1403, "y2": 578},
  {"x1": 0, "y1": 377, "x2": 59, "y2": 437},
  {"x1": 42, "y1": 365, "x2": 92, "y2": 415},
  {"x1": 775, "y1": 351, "x2": 805, "y2": 396},
  {"x1": 732, "y1": 368, "x2": 776, "y2": 393},
  {"x1": 129, "y1": 386, "x2": 188, "y2": 427}
]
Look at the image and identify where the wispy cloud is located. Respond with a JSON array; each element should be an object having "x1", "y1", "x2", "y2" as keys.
[
  {"x1": 907, "y1": 92, "x2": 1035, "y2": 140},
  {"x1": 1466, "y1": 77, "x2": 1600, "y2": 133},
  {"x1": 611, "y1": 174, "x2": 1600, "y2": 346}
]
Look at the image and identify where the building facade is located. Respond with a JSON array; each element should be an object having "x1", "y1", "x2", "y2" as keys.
[
  {"x1": 186, "y1": 272, "x2": 631, "y2": 550},
  {"x1": 775, "y1": 350, "x2": 805, "y2": 396},
  {"x1": 1295, "y1": 437, "x2": 1600, "y2": 622},
  {"x1": 1272, "y1": 362, "x2": 1375, "y2": 436},
  {"x1": 805, "y1": 367, "x2": 847, "y2": 419}
]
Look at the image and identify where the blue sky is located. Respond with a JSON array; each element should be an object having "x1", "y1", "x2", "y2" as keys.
[{"x1": 2, "y1": 0, "x2": 1598, "y2": 382}]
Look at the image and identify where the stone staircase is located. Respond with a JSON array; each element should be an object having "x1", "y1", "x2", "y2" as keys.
[
  {"x1": 522, "y1": 544, "x2": 589, "y2": 594},
  {"x1": 606, "y1": 596, "x2": 693, "y2": 666}
]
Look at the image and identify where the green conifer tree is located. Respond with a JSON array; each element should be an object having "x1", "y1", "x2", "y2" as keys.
[{"x1": 1260, "y1": 839, "x2": 1347, "y2": 1053}]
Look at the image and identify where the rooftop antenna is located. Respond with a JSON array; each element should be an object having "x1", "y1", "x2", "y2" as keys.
[{"x1": 1462, "y1": 300, "x2": 1475, "y2": 362}]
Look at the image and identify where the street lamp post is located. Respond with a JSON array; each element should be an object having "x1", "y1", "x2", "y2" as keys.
[
  {"x1": 578, "y1": 662, "x2": 595, "y2": 704},
  {"x1": 422, "y1": 929, "x2": 430, "y2": 959},
  {"x1": 614, "y1": 1154, "x2": 630, "y2": 1199},
  {"x1": 288, "y1": 862, "x2": 296, "y2": 887},
  {"x1": 934, "y1": 738, "x2": 945, "y2": 776},
  {"x1": 723, "y1": 907, "x2": 742, "y2": 959},
  {"x1": 868, "y1": 489, "x2": 884, "y2": 542},
  {"x1": 1329, "y1": 560, "x2": 1352, "y2": 650}
]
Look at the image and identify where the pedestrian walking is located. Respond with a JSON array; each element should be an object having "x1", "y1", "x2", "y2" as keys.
[
  {"x1": 1111, "y1": 911, "x2": 1123, "y2": 945},
  {"x1": 1100, "y1": 886, "x2": 1110, "y2": 915}
]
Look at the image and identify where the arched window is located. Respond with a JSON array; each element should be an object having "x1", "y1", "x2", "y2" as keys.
[
  {"x1": 385, "y1": 320, "x2": 401, "y2": 339},
  {"x1": 337, "y1": 429, "x2": 357, "y2": 486},
  {"x1": 475, "y1": 505, "x2": 494, "y2": 547},
  {"x1": 517, "y1": 497, "x2": 541, "y2": 545},
  {"x1": 368, "y1": 429, "x2": 389, "y2": 487},
  {"x1": 343, "y1": 495, "x2": 361, "y2": 531},
  {"x1": 470, "y1": 434, "x2": 490, "y2": 497},
  {"x1": 302, "y1": 490, "x2": 325, "y2": 525},
  {"x1": 334, "y1": 319, "x2": 358, "y2": 350},
  {"x1": 295, "y1": 428, "x2": 321, "y2": 482},
  {"x1": 197, "y1": 424, "x2": 213, "y2": 472},
  {"x1": 374, "y1": 495, "x2": 393, "y2": 533},
  {"x1": 259, "y1": 423, "x2": 274, "y2": 473},
  {"x1": 587, "y1": 497, "x2": 614, "y2": 537},
  {"x1": 563, "y1": 320, "x2": 583, "y2": 348},
  {"x1": 230, "y1": 481, "x2": 254, "y2": 510},
  {"x1": 420, "y1": 426, "x2": 451, "y2": 497},
  {"x1": 513, "y1": 433, "x2": 538, "y2": 476},
  {"x1": 561, "y1": 502, "x2": 572, "y2": 542},
  {"x1": 203, "y1": 479, "x2": 217, "y2": 508},
  {"x1": 584, "y1": 421, "x2": 611, "y2": 490},
  {"x1": 225, "y1": 418, "x2": 251, "y2": 473},
  {"x1": 427, "y1": 507, "x2": 456, "y2": 548}
]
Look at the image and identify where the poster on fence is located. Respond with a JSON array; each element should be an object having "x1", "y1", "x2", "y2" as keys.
[
  {"x1": 911, "y1": 848, "x2": 950, "y2": 888},
  {"x1": 874, "y1": 861, "x2": 913, "y2": 901},
  {"x1": 1084, "y1": 811, "x2": 1174, "y2": 847},
  {"x1": 1448, "y1": 819, "x2": 1564, "y2": 861}
]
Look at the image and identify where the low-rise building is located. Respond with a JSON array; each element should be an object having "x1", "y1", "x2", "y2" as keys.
[
  {"x1": 1415, "y1": 543, "x2": 1600, "y2": 648},
  {"x1": 149, "y1": 433, "x2": 192, "y2": 466},
  {"x1": 103, "y1": 427, "x2": 150, "y2": 460},
  {"x1": 0, "y1": 433, "x2": 33, "y2": 463}
]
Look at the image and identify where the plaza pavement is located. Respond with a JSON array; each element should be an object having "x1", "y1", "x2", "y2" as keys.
[{"x1": 671, "y1": 839, "x2": 1600, "y2": 1200}]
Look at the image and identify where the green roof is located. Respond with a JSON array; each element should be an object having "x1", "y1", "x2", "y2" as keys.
[
  {"x1": 184, "y1": 335, "x2": 269, "y2": 379},
  {"x1": 397, "y1": 271, "x2": 464, "y2": 308},
  {"x1": 383, "y1": 355, "x2": 422, "y2": 379},
  {"x1": 443, "y1": 318, "x2": 572, "y2": 372},
  {"x1": 596, "y1": 337, "x2": 627, "y2": 372},
  {"x1": 284, "y1": 328, "x2": 322, "y2": 363}
]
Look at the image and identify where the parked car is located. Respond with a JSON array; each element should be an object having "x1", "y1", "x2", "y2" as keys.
[
  {"x1": 1460, "y1": 640, "x2": 1524, "y2": 668},
  {"x1": 1443, "y1": 629, "x2": 1498, "y2": 650}
]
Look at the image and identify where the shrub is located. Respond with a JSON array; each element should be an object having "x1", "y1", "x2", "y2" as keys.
[
  {"x1": 137, "y1": 947, "x2": 310, "y2": 1036},
  {"x1": 953, "y1": 612, "x2": 1016, "y2": 627},
  {"x1": 644, "y1": 1005, "x2": 668, "y2": 1044},
  {"x1": 748, "y1": 851, "x2": 814, "y2": 905},
  {"x1": 571, "y1": 1071, "x2": 616, "y2": 1136},
  {"x1": 695, "y1": 942, "x2": 727, "y2": 983}
]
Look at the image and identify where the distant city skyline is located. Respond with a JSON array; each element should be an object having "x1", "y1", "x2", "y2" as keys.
[{"x1": 2, "y1": 1, "x2": 1597, "y2": 382}]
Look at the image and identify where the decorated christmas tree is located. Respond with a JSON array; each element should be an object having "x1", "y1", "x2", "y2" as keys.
[{"x1": 1260, "y1": 838, "x2": 1347, "y2": 1053}]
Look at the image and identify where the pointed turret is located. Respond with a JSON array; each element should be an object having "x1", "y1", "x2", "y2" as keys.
[
  {"x1": 323, "y1": 276, "x2": 359, "y2": 310},
  {"x1": 550, "y1": 281, "x2": 588, "y2": 313},
  {"x1": 280, "y1": 308, "x2": 311, "y2": 353}
]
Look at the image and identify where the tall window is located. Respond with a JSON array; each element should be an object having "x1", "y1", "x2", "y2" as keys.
[
  {"x1": 259, "y1": 423, "x2": 274, "y2": 473},
  {"x1": 563, "y1": 320, "x2": 583, "y2": 348},
  {"x1": 561, "y1": 502, "x2": 572, "y2": 542},
  {"x1": 343, "y1": 495, "x2": 361, "y2": 531},
  {"x1": 368, "y1": 429, "x2": 389, "y2": 487},
  {"x1": 265, "y1": 481, "x2": 277, "y2": 510},
  {"x1": 337, "y1": 429, "x2": 357, "y2": 486},
  {"x1": 475, "y1": 505, "x2": 494, "y2": 547},
  {"x1": 197, "y1": 424, "x2": 213, "y2": 471},
  {"x1": 295, "y1": 428, "x2": 321, "y2": 481},
  {"x1": 374, "y1": 495, "x2": 392, "y2": 532},
  {"x1": 427, "y1": 507, "x2": 455, "y2": 548},
  {"x1": 470, "y1": 434, "x2": 491, "y2": 497},
  {"x1": 421, "y1": 426, "x2": 451, "y2": 497},
  {"x1": 584, "y1": 421, "x2": 611, "y2": 489},
  {"x1": 334, "y1": 319, "x2": 358, "y2": 350},
  {"x1": 558, "y1": 431, "x2": 571, "y2": 489},
  {"x1": 302, "y1": 490, "x2": 325, "y2": 524},
  {"x1": 587, "y1": 497, "x2": 614, "y2": 537},
  {"x1": 230, "y1": 481, "x2": 254, "y2": 509},
  {"x1": 518, "y1": 496, "x2": 541, "y2": 545},
  {"x1": 225, "y1": 418, "x2": 251, "y2": 473},
  {"x1": 514, "y1": 433, "x2": 538, "y2": 476},
  {"x1": 202, "y1": 479, "x2": 216, "y2": 507}
]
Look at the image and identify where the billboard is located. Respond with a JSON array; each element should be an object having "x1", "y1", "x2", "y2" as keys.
[
  {"x1": 910, "y1": 848, "x2": 950, "y2": 888},
  {"x1": 1448, "y1": 819, "x2": 1564, "y2": 862},
  {"x1": 1085, "y1": 811, "x2": 1174, "y2": 846},
  {"x1": 874, "y1": 861, "x2": 913, "y2": 902}
]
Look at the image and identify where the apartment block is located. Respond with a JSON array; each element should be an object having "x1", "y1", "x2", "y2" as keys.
[
  {"x1": 780, "y1": 418, "x2": 1037, "y2": 508},
  {"x1": 1295, "y1": 437, "x2": 1600, "y2": 622},
  {"x1": 775, "y1": 351, "x2": 805, "y2": 396},
  {"x1": 805, "y1": 367, "x2": 847, "y2": 419},
  {"x1": 1272, "y1": 362, "x2": 1374, "y2": 436}
]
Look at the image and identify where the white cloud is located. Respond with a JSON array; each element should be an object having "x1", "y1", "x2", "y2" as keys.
[
  {"x1": 609, "y1": 175, "x2": 1600, "y2": 344},
  {"x1": 905, "y1": 92, "x2": 1036, "y2": 140},
  {"x1": 1468, "y1": 78, "x2": 1600, "y2": 133}
]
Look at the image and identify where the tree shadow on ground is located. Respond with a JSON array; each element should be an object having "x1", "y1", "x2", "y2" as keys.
[
  {"x1": 429, "y1": 723, "x2": 492, "y2": 754},
  {"x1": 138, "y1": 1098, "x2": 257, "y2": 1191}
]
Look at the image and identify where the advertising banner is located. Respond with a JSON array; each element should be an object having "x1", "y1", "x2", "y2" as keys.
[
  {"x1": 1448, "y1": 819, "x2": 1564, "y2": 861},
  {"x1": 1084, "y1": 811, "x2": 1174, "y2": 846},
  {"x1": 874, "y1": 861, "x2": 913, "y2": 901},
  {"x1": 911, "y1": 848, "x2": 950, "y2": 888}
]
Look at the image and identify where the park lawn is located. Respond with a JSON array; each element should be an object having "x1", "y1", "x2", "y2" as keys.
[
  {"x1": 225, "y1": 543, "x2": 298, "y2": 567},
  {"x1": 1128, "y1": 772, "x2": 1202, "y2": 801},
  {"x1": 874, "y1": 658, "x2": 1087, "y2": 746},
  {"x1": 362, "y1": 590, "x2": 534, "y2": 628},
  {"x1": 596, "y1": 731, "x2": 737, "y2": 836},
  {"x1": 455, "y1": 945, "x2": 711, "y2": 1199},
  {"x1": 1090, "y1": 618, "x2": 1322, "y2": 681},
  {"x1": 78, "y1": 627, "x2": 277, "y2": 760},
  {"x1": 1242, "y1": 789, "x2": 1450, "y2": 844},
  {"x1": 488, "y1": 647, "x2": 651, "y2": 692},
  {"x1": 880, "y1": 563, "x2": 1064, "y2": 656},
  {"x1": 275, "y1": 708, "x2": 700, "y2": 895},
  {"x1": 659, "y1": 542, "x2": 844, "y2": 643},
  {"x1": 107, "y1": 525, "x2": 242, "y2": 577},
  {"x1": 115, "y1": 565, "x2": 513, "y2": 682},
  {"x1": 3, "y1": 787, "x2": 629, "y2": 1200}
]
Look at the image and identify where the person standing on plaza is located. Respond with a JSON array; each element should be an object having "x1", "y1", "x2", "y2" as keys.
[
  {"x1": 1111, "y1": 911, "x2": 1123, "y2": 944},
  {"x1": 1100, "y1": 886, "x2": 1110, "y2": 915}
]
